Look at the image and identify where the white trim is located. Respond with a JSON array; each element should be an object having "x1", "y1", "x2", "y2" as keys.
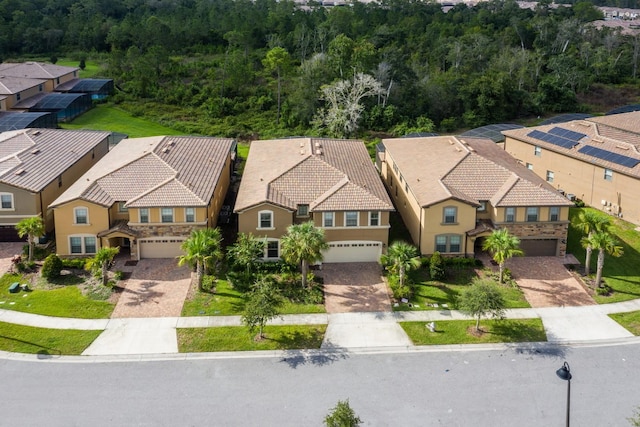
[
  {"x1": 69, "y1": 234, "x2": 98, "y2": 255},
  {"x1": 321, "y1": 225, "x2": 390, "y2": 231},
  {"x1": 73, "y1": 206, "x2": 89, "y2": 225},
  {"x1": 185, "y1": 207, "x2": 195, "y2": 223},
  {"x1": 257, "y1": 210, "x2": 274, "y2": 229},
  {"x1": 344, "y1": 211, "x2": 359, "y2": 227},
  {"x1": 0, "y1": 192, "x2": 14, "y2": 211},
  {"x1": 368, "y1": 211, "x2": 380, "y2": 226},
  {"x1": 139, "y1": 207, "x2": 149, "y2": 223},
  {"x1": 161, "y1": 207, "x2": 174, "y2": 223},
  {"x1": 261, "y1": 237, "x2": 280, "y2": 260},
  {"x1": 323, "y1": 211, "x2": 335, "y2": 227}
]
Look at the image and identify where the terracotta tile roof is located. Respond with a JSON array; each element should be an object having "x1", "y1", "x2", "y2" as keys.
[
  {"x1": 0, "y1": 129, "x2": 110, "y2": 192},
  {"x1": 50, "y1": 136, "x2": 235, "y2": 209},
  {"x1": 235, "y1": 138, "x2": 393, "y2": 213},
  {"x1": 0, "y1": 62, "x2": 78, "y2": 79},
  {"x1": 96, "y1": 220, "x2": 140, "y2": 238},
  {"x1": 382, "y1": 136, "x2": 572, "y2": 208},
  {"x1": 503, "y1": 112, "x2": 640, "y2": 178}
]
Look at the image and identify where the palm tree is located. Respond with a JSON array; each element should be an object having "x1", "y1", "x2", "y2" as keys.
[
  {"x1": 15, "y1": 216, "x2": 45, "y2": 262},
  {"x1": 582, "y1": 231, "x2": 623, "y2": 288},
  {"x1": 572, "y1": 210, "x2": 611, "y2": 276},
  {"x1": 482, "y1": 228, "x2": 523, "y2": 284},
  {"x1": 280, "y1": 222, "x2": 329, "y2": 288},
  {"x1": 88, "y1": 247, "x2": 120, "y2": 285},
  {"x1": 379, "y1": 241, "x2": 422, "y2": 288},
  {"x1": 178, "y1": 228, "x2": 223, "y2": 291}
]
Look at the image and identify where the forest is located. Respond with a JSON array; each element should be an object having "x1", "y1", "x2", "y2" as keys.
[{"x1": 2, "y1": 0, "x2": 640, "y2": 140}]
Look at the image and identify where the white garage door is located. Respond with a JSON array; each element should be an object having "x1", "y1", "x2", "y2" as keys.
[
  {"x1": 139, "y1": 238, "x2": 186, "y2": 259},
  {"x1": 322, "y1": 241, "x2": 383, "y2": 263}
]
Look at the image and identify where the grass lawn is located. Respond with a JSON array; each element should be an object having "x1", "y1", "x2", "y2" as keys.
[
  {"x1": 609, "y1": 311, "x2": 640, "y2": 335},
  {"x1": 177, "y1": 325, "x2": 327, "y2": 352},
  {"x1": 393, "y1": 268, "x2": 530, "y2": 311},
  {"x1": 400, "y1": 319, "x2": 546, "y2": 345},
  {"x1": 0, "y1": 321, "x2": 101, "y2": 355},
  {"x1": 568, "y1": 207, "x2": 640, "y2": 304},
  {"x1": 0, "y1": 274, "x2": 114, "y2": 319},
  {"x1": 181, "y1": 279, "x2": 325, "y2": 316},
  {"x1": 56, "y1": 59, "x2": 103, "y2": 78},
  {"x1": 61, "y1": 104, "x2": 183, "y2": 138}
]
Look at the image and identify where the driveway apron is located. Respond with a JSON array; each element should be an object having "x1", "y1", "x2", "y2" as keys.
[{"x1": 0, "y1": 242, "x2": 24, "y2": 275}]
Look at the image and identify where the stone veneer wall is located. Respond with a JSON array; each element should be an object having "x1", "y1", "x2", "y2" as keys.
[
  {"x1": 129, "y1": 224, "x2": 203, "y2": 259},
  {"x1": 503, "y1": 222, "x2": 569, "y2": 257}
]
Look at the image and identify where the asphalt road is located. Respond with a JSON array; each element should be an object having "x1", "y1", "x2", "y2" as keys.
[{"x1": 1, "y1": 343, "x2": 638, "y2": 426}]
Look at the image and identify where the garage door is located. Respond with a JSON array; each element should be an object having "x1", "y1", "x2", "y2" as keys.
[
  {"x1": 322, "y1": 241, "x2": 383, "y2": 263},
  {"x1": 139, "y1": 238, "x2": 186, "y2": 259},
  {"x1": 519, "y1": 239, "x2": 558, "y2": 256},
  {"x1": 0, "y1": 226, "x2": 22, "y2": 242}
]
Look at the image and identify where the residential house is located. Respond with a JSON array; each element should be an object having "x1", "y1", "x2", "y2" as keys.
[
  {"x1": 234, "y1": 138, "x2": 394, "y2": 263},
  {"x1": 379, "y1": 136, "x2": 573, "y2": 257},
  {"x1": 503, "y1": 112, "x2": 640, "y2": 226},
  {"x1": 0, "y1": 76, "x2": 47, "y2": 110},
  {"x1": 50, "y1": 136, "x2": 236, "y2": 259},
  {"x1": 0, "y1": 62, "x2": 79, "y2": 92},
  {"x1": 0, "y1": 129, "x2": 110, "y2": 241}
]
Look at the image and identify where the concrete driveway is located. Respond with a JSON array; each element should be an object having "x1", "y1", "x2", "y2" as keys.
[
  {"x1": 507, "y1": 257, "x2": 595, "y2": 308},
  {"x1": 110, "y1": 259, "x2": 192, "y2": 318},
  {"x1": 321, "y1": 263, "x2": 392, "y2": 313},
  {"x1": 0, "y1": 242, "x2": 24, "y2": 274}
]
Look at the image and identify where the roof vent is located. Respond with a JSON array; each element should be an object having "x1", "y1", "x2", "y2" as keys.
[
  {"x1": 593, "y1": 136, "x2": 604, "y2": 143},
  {"x1": 31, "y1": 148, "x2": 40, "y2": 155},
  {"x1": 300, "y1": 142, "x2": 305, "y2": 148},
  {"x1": 32, "y1": 130, "x2": 41, "y2": 136},
  {"x1": 14, "y1": 168, "x2": 25, "y2": 176},
  {"x1": 300, "y1": 149, "x2": 305, "y2": 155},
  {"x1": 315, "y1": 141, "x2": 322, "y2": 148},
  {"x1": 616, "y1": 145, "x2": 629, "y2": 151},
  {"x1": 162, "y1": 147, "x2": 169, "y2": 153},
  {"x1": 167, "y1": 140, "x2": 175, "y2": 146},
  {"x1": 315, "y1": 149, "x2": 322, "y2": 155}
]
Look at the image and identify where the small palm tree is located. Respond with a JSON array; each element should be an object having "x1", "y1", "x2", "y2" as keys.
[
  {"x1": 178, "y1": 228, "x2": 223, "y2": 291},
  {"x1": 482, "y1": 228, "x2": 523, "y2": 284},
  {"x1": 583, "y1": 230, "x2": 623, "y2": 288},
  {"x1": 379, "y1": 241, "x2": 421, "y2": 288},
  {"x1": 572, "y1": 210, "x2": 611, "y2": 276},
  {"x1": 280, "y1": 222, "x2": 329, "y2": 288},
  {"x1": 87, "y1": 247, "x2": 120, "y2": 285},
  {"x1": 15, "y1": 216, "x2": 45, "y2": 262}
]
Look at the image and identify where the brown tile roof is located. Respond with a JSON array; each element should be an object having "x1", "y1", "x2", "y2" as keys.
[
  {"x1": 0, "y1": 62, "x2": 78, "y2": 80},
  {"x1": 235, "y1": 138, "x2": 393, "y2": 213},
  {"x1": 50, "y1": 136, "x2": 235, "y2": 209},
  {"x1": 96, "y1": 220, "x2": 140, "y2": 238},
  {"x1": 0, "y1": 129, "x2": 110, "y2": 192},
  {"x1": 382, "y1": 136, "x2": 572, "y2": 208},
  {"x1": 503, "y1": 112, "x2": 640, "y2": 178}
]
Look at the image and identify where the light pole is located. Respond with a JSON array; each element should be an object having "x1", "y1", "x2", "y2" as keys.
[{"x1": 556, "y1": 361, "x2": 572, "y2": 427}]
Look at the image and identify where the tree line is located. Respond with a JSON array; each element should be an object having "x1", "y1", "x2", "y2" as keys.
[{"x1": 3, "y1": 0, "x2": 640, "y2": 138}]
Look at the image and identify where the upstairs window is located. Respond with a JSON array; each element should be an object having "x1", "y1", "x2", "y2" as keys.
[
  {"x1": 185, "y1": 207, "x2": 195, "y2": 223},
  {"x1": 258, "y1": 210, "x2": 273, "y2": 229},
  {"x1": 369, "y1": 211, "x2": 380, "y2": 226},
  {"x1": 549, "y1": 207, "x2": 560, "y2": 222},
  {"x1": 505, "y1": 207, "x2": 515, "y2": 223},
  {"x1": 297, "y1": 204, "x2": 309, "y2": 217},
  {"x1": 0, "y1": 193, "x2": 14, "y2": 210},
  {"x1": 526, "y1": 163, "x2": 533, "y2": 170},
  {"x1": 534, "y1": 146, "x2": 541, "y2": 157},
  {"x1": 74, "y1": 207, "x2": 88, "y2": 224},
  {"x1": 604, "y1": 168, "x2": 613, "y2": 181},
  {"x1": 118, "y1": 202, "x2": 128, "y2": 212},
  {"x1": 161, "y1": 208, "x2": 174, "y2": 223},
  {"x1": 443, "y1": 206, "x2": 457, "y2": 224},
  {"x1": 546, "y1": 170, "x2": 554, "y2": 183},
  {"x1": 323, "y1": 212, "x2": 334, "y2": 227},
  {"x1": 477, "y1": 202, "x2": 487, "y2": 212},
  {"x1": 139, "y1": 208, "x2": 149, "y2": 223},
  {"x1": 345, "y1": 211, "x2": 358, "y2": 227},
  {"x1": 526, "y1": 207, "x2": 539, "y2": 222}
]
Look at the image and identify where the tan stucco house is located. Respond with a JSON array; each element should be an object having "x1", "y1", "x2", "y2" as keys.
[
  {"x1": 379, "y1": 136, "x2": 573, "y2": 257},
  {"x1": 234, "y1": 138, "x2": 394, "y2": 263},
  {"x1": 0, "y1": 76, "x2": 47, "y2": 110},
  {"x1": 50, "y1": 136, "x2": 236, "y2": 259},
  {"x1": 0, "y1": 62, "x2": 79, "y2": 93},
  {"x1": 0, "y1": 128, "x2": 110, "y2": 241},
  {"x1": 503, "y1": 112, "x2": 640, "y2": 226}
]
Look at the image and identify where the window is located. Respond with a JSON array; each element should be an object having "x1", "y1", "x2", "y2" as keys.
[
  {"x1": 38, "y1": 84, "x2": 43, "y2": 92},
  {"x1": 118, "y1": 202, "x2": 128, "y2": 212},
  {"x1": 477, "y1": 202, "x2": 487, "y2": 212},
  {"x1": 443, "y1": 206, "x2": 457, "y2": 224},
  {"x1": 604, "y1": 168, "x2": 613, "y2": 181},
  {"x1": 185, "y1": 207, "x2": 195, "y2": 222},
  {"x1": 323, "y1": 212, "x2": 334, "y2": 227},
  {"x1": 435, "y1": 235, "x2": 462, "y2": 253},
  {"x1": 16, "y1": 93, "x2": 21, "y2": 101},
  {"x1": 389, "y1": 176, "x2": 393, "y2": 187},
  {"x1": 505, "y1": 207, "x2": 515, "y2": 223},
  {"x1": 74, "y1": 207, "x2": 88, "y2": 224},
  {"x1": 546, "y1": 170, "x2": 554, "y2": 183},
  {"x1": 258, "y1": 210, "x2": 273, "y2": 229},
  {"x1": 139, "y1": 208, "x2": 149, "y2": 223},
  {"x1": 345, "y1": 211, "x2": 358, "y2": 227},
  {"x1": 393, "y1": 163, "x2": 398, "y2": 174},
  {"x1": 534, "y1": 146, "x2": 541, "y2": 157},
  {"x1": 405, "y1": 182, "x2": 409, "y2": 192},
  {"x1": 58, "y1": 175, "x2": 62, "y2": 187},
  {"x1": 526, "y1": 207, "x2": 539, "y2": 222},
  {"x1": 56, "y1": 77, "x2": 60, "y2": 84},
  {"x1": 369, "y1": 211, "x2": 380, "y2": 226},
  {"x1": 526, "y1": 163, "x2": 533, "y2": 170},
  {"x1": 161, "y1": 208, "x2": 174, "y2": 223},
  {"x1": 267, "y1": 241, "x2": 279, "y2": 258},
  {"x1": 297, "y1": 204, "x2": 309, "y2": 217},
  {"x1": 0, "y1": 193, "x2": 13, "y2": 210},
  {"x1": 69, "y1": 236, "x2": 96, "y2": 254},
  {"x1": 549, "y1": 207, "x2": 560, "y2": 222}
]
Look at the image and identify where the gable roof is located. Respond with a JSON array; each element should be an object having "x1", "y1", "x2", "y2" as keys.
[
  {"x1": 382, "y1": 136, "x2": 572, "y2": 208},
  {"x1": 503, "y1": 111, "x2": 640, "y2": 179},
  {"x1": 0, "y1": 76, "x2": 45, "y2": 95},
  {"x1": 50, "y1": 136, "x2": 235, "y2": 209},
  {"x1": 0, "y1": 129, "x2": 110, "y2": 192},
  {"x1": 0, "y1": 62, "x2": 78, "y2": 80},
  {"x1": 235, "y1": 138, "x2": 393, "y2": 213}
]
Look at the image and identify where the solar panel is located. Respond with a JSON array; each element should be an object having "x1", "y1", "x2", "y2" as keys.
[
  {"x1": 549, "y1": 127, "x2": 586, "y2": 141},
  {"x1": 539, "y1": 114, "x2": 592, "y2": 125},
  {"x1": 460, "y1": 123, "x2": 523, "y2": 143},
  {"x1": 578, "y1": 145, "x2": 640, "y2": 168},
  {"x1": 527, "y1": 130, "x2": 579, "y2": 149},
  {"x1": 606, "y1": 104, "x2": 640, "y2": 115}
]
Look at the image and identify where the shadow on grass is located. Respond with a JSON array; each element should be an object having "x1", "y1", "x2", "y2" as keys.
[
  {"x1": 0, "y1": 335, "x2": 62, "y2": 358},
  {"x1": 490, "y1": 321, "x2": 547, "y2": 343}
]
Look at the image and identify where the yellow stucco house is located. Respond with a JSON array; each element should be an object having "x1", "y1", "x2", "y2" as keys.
[
  {"x1": 0, "y1": 62, "x2": 79, "y2": 93},
  {"x1": 503, "y1": 112, "x2": 640, "y2": 226},
  {"x1": 0, "y1": 128, "x2": 110, "y2": 241},
  {"x1": 379, "y1": 136, "x2": 573, "y2": 257},
  {"x1": 50, "y1": 136, "x2": 236, "y2": 259},
  {"x1": 234, "y1": 138, "x2": 394, "y2": 263}
]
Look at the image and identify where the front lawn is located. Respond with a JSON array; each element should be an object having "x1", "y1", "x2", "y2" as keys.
[
  {"x1": 0, "y1": 274, "x2": 114, "y2": 319},
  {"x1": 400, "y1": 319, "x2": 546, "y2": 345},
  {"x1": 609, "y1": 311, "x2": 640, "y2": 335},
  {"x1": 0, "y1": 321, "x2": 101, "y2": 355},
  {"x1": 393, "y1": 268, "x2": 530, "y2": 311},
  {"x1": 177, "y1": 325, "x2": 327, "y2": 352},
  {"x1": 568, "y1": 207, "x2": 640, "y2": 304}
]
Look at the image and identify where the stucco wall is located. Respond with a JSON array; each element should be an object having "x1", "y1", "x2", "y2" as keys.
[{"x1": 53, "y1": 200, "x2": 109, "y2": 256}]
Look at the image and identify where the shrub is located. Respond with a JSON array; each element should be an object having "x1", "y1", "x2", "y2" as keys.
[
  {"x1": 61, "y1": 258, "x2": 90, "y2": 269},
  {"x1": 114, "y1": 270, "x2": 124, "y2": 281},
  {"x1": 596, "y1": 283, "x2": 612, "y2": 296},
  {"x1": 429, "y1": 251, "x2": 446, "y2": 281},
  {"x1": 325, "y1": 400, "x2": 361, "y2": 427},
  {"x1": 387, "y1": 275, "x2": 411, "y2": 300},
  {"x1": 202, "y1": 275, "x2": 217, "y2": 292},
  {"x1": 41, "y1": 254, "x2": 63, "y2": 279}
]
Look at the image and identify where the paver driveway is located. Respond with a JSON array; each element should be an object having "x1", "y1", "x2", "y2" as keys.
[
  {"x1": 0, "y1": 242, "x2": 24, "y2": 275},
  {"x1": 321, "y1": 263, "x2": 392, "y2": 313},
  {"x1": 111, "y1": 259, "x2": 191, "y2": 318},
  {"x1": 507, "y1": 257, "x2": 595, "y2": 308}
]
